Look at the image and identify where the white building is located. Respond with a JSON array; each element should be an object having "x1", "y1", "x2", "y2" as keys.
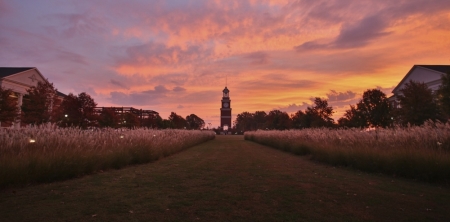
[
  {"x1": 389, "y1": 65, "x2": 450, "y2": 107},
  {"x1": 0, "y1": 67, "x2": 65, "y2": 128}
]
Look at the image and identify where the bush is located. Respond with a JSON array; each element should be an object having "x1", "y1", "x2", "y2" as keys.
[
  {"x1": 0, "y1": 125, "x2": 215, "y2": 188},
  {"x1": 245, "y1": 123, "x2": 450, "y2": 183}
]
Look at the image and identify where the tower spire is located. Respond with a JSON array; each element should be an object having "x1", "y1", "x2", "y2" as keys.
[{"x1": 220, "y1": 84, "x2": 231, "y2": 132}]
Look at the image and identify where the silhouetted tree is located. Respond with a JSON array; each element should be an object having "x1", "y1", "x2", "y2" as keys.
[
  {"x1": 338, "y1": 104, "x2": 368, "y2": 128},
  {"x1": 142, "y1": 113, "x2": 163, "y2": 128},
  {"x1": 291, "y1": 110, "x2": 307, "y2": 129},
  {"x1": 253, "y1": 111, "x2": 267, "y2": 130},
  {"x1": 168, "y1": 112, "x2": 187, "y2": 129},
  {"x1": 0, "y1": 87, "x2": 18, "y2": 126},
  {"x1": 57, "y1": 92, "x2": 97, "y2": 128},
  {"x1": 396, "y1": 80, "x2": 440, "y2": 126},
  {"x1": 122, "y1": 112, "x2": 140, "y2": 129},
  {"x1": 186, "y1": 114, "x2": 205, "y2": 129},
  {"x1": 358, "y1": 89, "x2": 391, "y2": 127},
  {"x1": 57, "y1": 93, "x2": 80, "y2": 127},
  {"x1": 161, "y1": 119, "x2": 174, "y2": 129},
  {"x1": 234, "y1": 111, "x2": 254, "y2": 132},
  {"x1": 98, "y1": 108, "x2": 120, "y2": 128},
  {"x1": 305, "y1": 98, "x2": 334, "y2": 127},
  {"x1": 21, "y1": 81, "x2": 59, "y2": 125},
  {"x1": 77, "y1": 92, "x2": 97, "y2": 128},
  {"x1": 437, "y1": 71, "x2": 450, "y2": 119},
  {"x1": 266, "y1": 110, "x2": 291, "y2": 130}
]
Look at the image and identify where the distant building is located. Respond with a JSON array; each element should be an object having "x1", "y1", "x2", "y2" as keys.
[
  {"x1": 220, "y1": 86, "x2": 232, "y2": 131},
  {"x1": 389, "y1": 65, "x2": 450, "y2": 108},
  {"x1": 0, "y1": 67, "x2": 66, "y2": 128},
  {"x1": 93, "y1": 106, "x2": 159, "y2": 127}
]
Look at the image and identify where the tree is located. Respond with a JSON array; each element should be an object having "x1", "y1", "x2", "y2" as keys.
[
  {"x1": 21, "y1": 81, "x2": 59, "y2": 125},
  {"x1": 57, "y1": 92, "x2": 97, "y2": 128},
  {"x1": 186, "y1": 114, "x2": 205, "y2": 130},
  {"x1": 338, "y1": 104, "x2": 368, "y2": 128},
  {"x1": 161, "y1": 119, "x2": 174, "y2": 129},
  {"x1": 0, "y1": 87, "x2": 18, "y2": 125},
  {"x1": 252, "y1": 111, "x2": 267, "y2": 130},
  {"x1": 358, "y1": 89, "x2": 391, "y2": 127},
  {"x1": 437, "y1": 71, "x2": 450, "y2": 119},
  {"x1": 58, "y1": 93, "x2": 80, "y2": 127},
  {"x1": 98, "y1": 108, "x2": 120, "y2": 128},
  {"x1": 396, "y1": 80, "x2": 440, "y2": 126},
  {"x1": 77, "y1": 92, "x2": 97, "y2": 128},
  {"x1": 266, "y1": 110, "x2": 291, "y2": 130},
  {"x1": 122, "y1": 112, "x2": 140, "y2": 129},
  {"x1": 142, "y1": 113, "x2": 163, "y2": 128},
  {"x1": 234, "y1": 111, "x2": 254, "y2": 132},
  {"x1": 291, "y1": 110, "x2": 307, "y2": 129},
  {"x1": 305, "y1": 98, "x2": 334, "y2": 127},
  {"x1": 168, "y1": 112, "x2": 187, "y2": 129}
]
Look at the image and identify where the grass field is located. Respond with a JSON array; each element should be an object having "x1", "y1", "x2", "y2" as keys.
[
  {"x1": 0, "y1": 126, "x2": 214, "y2": 188},
  {"x1": 245, "y1": 124, "x2": 450, "y2": 183},
  {"x1": 1, "y1": 136, "x2": 450, "y2": 221}
]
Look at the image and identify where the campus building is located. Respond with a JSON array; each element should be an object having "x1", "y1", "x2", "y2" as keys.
[
  {"x1": 1, "y1": 67, "x2": 160, "y2": 129},
  {"x1": 0, "y1": 67, "x2": 66, "y2": 128},
  {"x1": 389, "y1": 65, "x2": 450, "y2": 108},
  {"x1": 220, "y1": 86, "x2": 232, "y2": 131}
]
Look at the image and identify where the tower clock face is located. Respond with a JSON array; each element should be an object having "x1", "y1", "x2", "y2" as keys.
[{"x1": 223, "y1": 102, "x2": 229, "y2": 108}]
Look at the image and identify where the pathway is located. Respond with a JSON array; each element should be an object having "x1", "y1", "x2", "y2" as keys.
[{"x1": 1, "y1": 135, "x2": 450, "y2": 221}]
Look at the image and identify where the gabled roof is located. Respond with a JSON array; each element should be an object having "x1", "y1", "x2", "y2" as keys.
[
  {"x1": 0, "y1": 67, "x2": 35, "y2": 78},
  {"x1": 1, "y1": 67, "x2": 67, "y2": 97},
  {"x1": 417, "y1": 65, "x2": 450, "y2": 74},
  {"x1": 56, "y1": 91, "x2": 67, "y2": 97},
  {"x1": 392, "y1": 65, "x2": 450, "y2": 93}
]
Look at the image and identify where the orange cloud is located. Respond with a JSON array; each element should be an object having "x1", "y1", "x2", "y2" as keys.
[{"x1": 3, "y1": 0, "x2": 450, "y2": 127}]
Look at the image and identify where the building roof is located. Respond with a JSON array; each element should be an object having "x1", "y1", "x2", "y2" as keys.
[
  {"x1": 416, "y1": 65, "x2": 450, "y2": 73},
  {"x1": 1, "y1": 67, "x2": 67, "y2": 97},
  {"x1": 392, "y1": 65, "x2": 450, "y2": 93},
  {"x1": 0, "y1": 67, "x2": 35, "y2": 78},
  {"x1": 56, "y1": 91, "x2": 67, "y2": 97}
]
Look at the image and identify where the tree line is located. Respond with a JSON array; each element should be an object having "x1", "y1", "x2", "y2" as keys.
[
  {"x1": 0, "y1": 81, "x2": 205, "y2": 129},
  {"x1": 234, "y1": 72, "x2": 450, "y2": 131},
  {"x1": 234, "y1": 97, "x2": 335, "y2": 131}
]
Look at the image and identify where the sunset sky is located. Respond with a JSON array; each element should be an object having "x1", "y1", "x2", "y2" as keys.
[{"x1": 1, "y1": 0, "x2": 450, "y2": 127}]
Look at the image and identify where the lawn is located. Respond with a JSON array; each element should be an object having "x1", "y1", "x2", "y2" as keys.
[{"x1": 1, "y1": 135, "x2": 449, "y2": 221}]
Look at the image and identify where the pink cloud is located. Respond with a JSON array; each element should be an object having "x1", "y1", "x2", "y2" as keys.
[
  {"x1": 0, "y1": 0, "x2": 10, "y2": 16},
  {"x1": 116, "y1": 42, "x2": 212, "y2": 68},
  {"x1": 110, "y1": 79, "x2": 129, "y2": 90},
  {"x1": 2, "y1": 0, "x2": 450, "y2": 127},
  {"x1": 326, "y1": 90, "x2": 357, "y2": 102},
  {"x1": 243, "y1": 51, "x2": 270, "y2": 65}
]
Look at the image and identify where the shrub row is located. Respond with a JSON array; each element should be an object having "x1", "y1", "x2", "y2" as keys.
[
  {"x1": 245, "y1": 122, "x2": 450, "y2": 183},
  {"x1": 0, "y1": 125, "x2": 215, "y2": 189}
]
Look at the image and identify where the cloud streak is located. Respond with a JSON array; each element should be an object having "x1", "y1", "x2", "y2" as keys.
[
  {"x1": 295, "y1": 14, "x2": 391, "y2": 51},
  {"x1": 1, "y1": 0, "x2": 450, "y2": 127}
]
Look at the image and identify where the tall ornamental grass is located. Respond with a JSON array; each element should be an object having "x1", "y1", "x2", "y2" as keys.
[
  {"x1": 245, "y1": 122, "x2": 450, "y2": 183},
  {"x1": 0, "y1": 125, "x2": 215, "y2": 188}
]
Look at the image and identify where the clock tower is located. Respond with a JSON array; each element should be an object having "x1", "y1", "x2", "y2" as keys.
[{"x1": 220, "y1": 87, "x2": 232, "y2": 130}]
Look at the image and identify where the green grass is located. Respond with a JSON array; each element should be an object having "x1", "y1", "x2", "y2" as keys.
[{"x1": 1, "y1": 136, "x2": 450, "y2": 221}]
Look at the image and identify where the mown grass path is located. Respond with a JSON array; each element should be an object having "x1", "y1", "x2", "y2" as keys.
[{"x1": 1, "y1": 136, "x2": 450, "y2": 221}]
